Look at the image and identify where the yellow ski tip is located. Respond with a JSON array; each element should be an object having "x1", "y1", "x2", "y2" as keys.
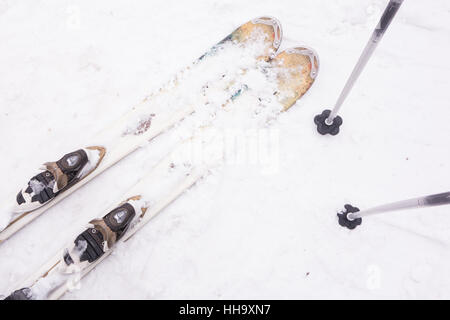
[{"x1": 273, "y1": 47, "x2": 320, "y2": 111}]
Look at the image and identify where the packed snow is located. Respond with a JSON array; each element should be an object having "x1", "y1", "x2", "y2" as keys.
[{"x1": 0, "y1": 0, "x2": 450, "y2": 299}]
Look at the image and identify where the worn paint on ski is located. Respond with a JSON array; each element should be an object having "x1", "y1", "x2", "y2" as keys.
[{"x1": 274, "y1": 47, "x2": 319, "y2": 110}]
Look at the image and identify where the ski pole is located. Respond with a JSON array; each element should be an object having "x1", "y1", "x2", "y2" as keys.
[
  {"x1": 314, "y1": 0, "x2": 404, "y2": 135},
  {"x1": 337, "y1": 191, "x2": 450, "y2": 230}
]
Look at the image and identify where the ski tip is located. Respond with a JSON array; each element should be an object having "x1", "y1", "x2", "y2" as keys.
[
  {"x1": 251, "y1": 16, "x2": 283, "y2": 51},
  {"x1": 228, "y1": 16, "x2": 283, "y2": 62},
  {"x1": 272, "y1": 46, "x2": 320, "y2": 110},
  {"x1": 337, "y1": 204, "x2": 362, "y2": 230},
  {"x1": 282, "y1": 46, "x2": 319, "y2": 78}
]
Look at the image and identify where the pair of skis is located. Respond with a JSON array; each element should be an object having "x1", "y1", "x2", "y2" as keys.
[
  {"x1": 0, "y1": 16, "x2": 282, "y2": 240},
  {"x1": 3, "y1": 16, "x2": 319, "y2": 300}
]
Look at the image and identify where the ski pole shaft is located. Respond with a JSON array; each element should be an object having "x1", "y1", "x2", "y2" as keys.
[
  {"x1": 326, "y1": 0, "x2": 404, "y2": 124},
  {"x1": 348, "y1": 191, "x2": 450, "y2": 220}
]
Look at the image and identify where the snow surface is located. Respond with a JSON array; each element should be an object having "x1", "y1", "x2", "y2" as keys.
[{"x1": 0, "y1": 0, "x2": 450, "y2": 299}]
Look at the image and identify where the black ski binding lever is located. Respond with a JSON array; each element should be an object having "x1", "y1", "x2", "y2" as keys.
[
  {"x1": 337, "y1": 204, "x2": 362, "y2": 230},
  {"x1": 314, "y1": 109, "x2": 343, "y2": 136}
]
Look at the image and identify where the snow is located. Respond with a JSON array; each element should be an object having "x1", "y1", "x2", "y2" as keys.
[
  {"x1": 0, "y1": 0, "x2": 450, "y2": 299},
  {"x1": 28, "y1": 179, "x2": 46, "y2": 195}
]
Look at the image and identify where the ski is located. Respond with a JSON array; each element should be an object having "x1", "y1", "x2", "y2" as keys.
[
  {"x1": 4, "y1": 46, "x2": 319, "y2": 300},
  {"x1": 0, "y1": 17, "x2": 282, "y2": 242}
]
